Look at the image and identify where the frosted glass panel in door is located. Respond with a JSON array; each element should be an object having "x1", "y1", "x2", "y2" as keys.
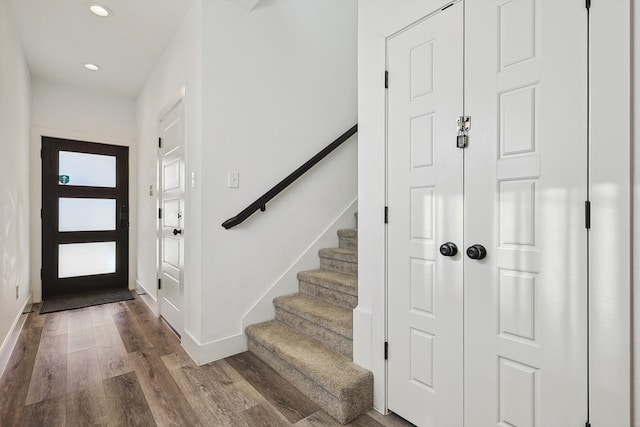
[
  {"x1": 59, "y1": 198, "x2": 116, "y2": 231},
  {"x1": 58, "y1": 242, "x2": 116, "y2": 278},
  {"x1": 59, "y1": 151, "x2": 116, "y2": 187}
]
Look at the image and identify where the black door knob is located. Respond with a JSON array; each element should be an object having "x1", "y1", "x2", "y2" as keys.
[
  {"x1": 439, "y1": 242, "x2": 458, "y2": 257},
  {"x1": 173, "y1": 229, "x2": 182, "y2": 236},
  {"x1": 466, "y1": 244, "x2": 487, "y2": 260}
]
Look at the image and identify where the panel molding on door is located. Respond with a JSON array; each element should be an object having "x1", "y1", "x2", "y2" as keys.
[
  {"x1": 41, "y1": 137, "x2": 129, "y2": 298},
  {"x1": 386, "y1": 4, "x2": 464, "y2": 425}
]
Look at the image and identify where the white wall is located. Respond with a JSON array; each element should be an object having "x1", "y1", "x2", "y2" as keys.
[
  {"x1": 0, "y1": 0, "x2": 32, "y2": 362},
  {"x1": 29, "y1": 80, "x2": 137, "y2": 302},
  {"x1": 136, "y1": 0, "x2": 203, "y2": 337},
  {"x1": 135, "y1": 0, "x2": 358, "y2": 363},
  {"x1": 194, "y1": 0, "x2": 357, "y2": 357}
]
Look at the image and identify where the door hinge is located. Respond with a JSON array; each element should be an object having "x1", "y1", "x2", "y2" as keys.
[
  {"x1": 385, "y1": 71, "x2": 389, "y2": 89},
  {"x1": 456, "y1": 116, "x2": 471, "y2": 148},
  {"x1": 40, "y1": 148, "x2": 43, "y2": 158},
  {"x1": 384, "y1": 206, "x2": 389, "y2": 224},
  {"x1": 585, "y1": 201, "x2": 591, "y2": 229},
  {"x1": 158, "y1": 208, "x2": 162, "y2": 219},
  {"x1": 40, "y1": 208, "x2": 42, "y2": 218},
  {"x1": 40, "y1": 268, "x2": 42, "y2": 279},
  {"x1": 585, "y1": 0, "x2": 591, "y2": 9},
  {"x1": 384, "y1": 342, "x2": 389, "y2": 360},
  {"x1": 158, "y1": 137, "x2": 162, "y2": 148},
  {"x1": 158, "y1": 278, "x2": 162, "y2": 290}
]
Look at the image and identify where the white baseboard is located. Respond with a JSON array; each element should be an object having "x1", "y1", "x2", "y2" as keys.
[
  {"x1": 135, "y1": 279, "x2": 159, "y2": 316},
  {"x1": 352, "y1": 306, "x2": 372, "y2": 370},
  {"x1": 242, "y1": 198, "x2": 358, "y2": 329},
  {"x1": 354, "y1": 304, "x2": 386, "y2": 412},
  {"x1": 181, "y1": 330, "x2": 247, "y2": 366},
  {"x1": 0, "y1": 294, "x2": 33, "y2": 379}
]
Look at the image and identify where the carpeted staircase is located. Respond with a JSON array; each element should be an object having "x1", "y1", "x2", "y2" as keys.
[{"x1": 245, "y1": 216, "x2": 372, "y2": 424}]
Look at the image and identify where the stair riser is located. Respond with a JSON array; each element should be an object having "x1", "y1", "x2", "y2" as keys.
[
  {"x1": 299, "y1": 281, "x2": 357, "y2": 310},
  {"x1": 338, "y1": 236, "x2": 357, "y2": 250},
  {"x1": 247, "y1": 339, "x2": 372, "y2": 424},
  {"x1": 275, "y1": 308, "x2": 352, "y2": 358},
  {"x1": 320, "y1": 257, "x2": 357, "y2": 276}
]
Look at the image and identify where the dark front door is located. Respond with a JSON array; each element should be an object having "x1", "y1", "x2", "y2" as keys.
[{"x1": 41, "y1": 137, "x2": 129, "y2": 299}]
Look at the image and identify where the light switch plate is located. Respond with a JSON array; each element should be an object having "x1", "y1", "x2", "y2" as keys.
[{"x1": 228, "y1": 171, "x2": 239, "y2": 188}]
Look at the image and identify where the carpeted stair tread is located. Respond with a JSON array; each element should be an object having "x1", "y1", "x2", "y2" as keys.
[
  {"x1": 337, "y1": 228, "x2": 358, "y2": 250},
  {"x1": 274, "y1": 294, "x2": 352, "y2": 339},
  {"x1": 319, "y1": 247, "x2": 358, "y2": 275},
  {"x1": 337, "y1": 228, "x2": 357, "y2": 238},
  {"x1": 247, "y1": 336, "x2": 370, "y2": 423},
  {"x1": 297, "y1": 269, "x2": 357, "y2": 296},
  {"x1": 319, "y1": 247, "x2": 357, "y2": 262},
  {"x1": 245, "y1": 320, "x2": 371, "y2": 400},
  {"x1": 245, "y1": 218, "x2": 371, "y2": 423}
]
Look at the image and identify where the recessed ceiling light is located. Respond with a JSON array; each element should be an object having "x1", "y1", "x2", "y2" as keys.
[
  {"x1": 84, "y1": 63, "x2": 100, "y2": 71},
  {"x1": 89, "y1": 4, "x2": 111, "y2": 17}
]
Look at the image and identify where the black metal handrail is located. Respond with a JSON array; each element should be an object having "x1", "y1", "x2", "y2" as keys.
[{"x1": 221, "y1": 124, "x2": 358, "y2": 229}]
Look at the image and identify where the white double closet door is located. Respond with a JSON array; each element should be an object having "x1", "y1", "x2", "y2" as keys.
[{"x1": 387, "y1": 1, "x2": 588, "y2": 426}]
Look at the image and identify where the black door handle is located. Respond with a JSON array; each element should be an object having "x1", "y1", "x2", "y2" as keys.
[
  {"x1": 439, "y1": 242, "x2": 458, "y2": 257},
  {"x1": 120, "y1": 204, "x2": 129, "y2": 227},
  {"x1": 173, "y1": 229, "x2": 182, "y2": 236},
  {"x1": 466, "y1": 244, "x2": 487, "y2": 260}
]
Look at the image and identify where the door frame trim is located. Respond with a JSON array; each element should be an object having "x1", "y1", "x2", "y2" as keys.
[
  {"x1": 32, "y1": 127, "x2": 135, "y2": 304},
  {"x1": 40, "y1": 135, "x2": 130, "y2": 299},
  {"x1": 356, "y1": 1, "x2": 631, "y2": 423},
  {"x1": 588, "y1": 1, "x2": 631, "y2": 424}
]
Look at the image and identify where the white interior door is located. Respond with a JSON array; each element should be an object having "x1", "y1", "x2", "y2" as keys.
[
  {"x1": 386, "y1": 4, "x2": 464, "y2": 426},
  {"x1": 159, "y1": 100, "x2": 185, "y2": 334},
  {"x1": 464, "y1": 1, "x2": 588, "y2": 426},
  {"x1": 387, "y1": 0, "x2": 588, "y2": 425}
]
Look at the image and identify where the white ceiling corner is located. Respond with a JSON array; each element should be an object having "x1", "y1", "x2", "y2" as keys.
[{"x1": 7, "y1": 0, "x2": 194, "y2": 99}]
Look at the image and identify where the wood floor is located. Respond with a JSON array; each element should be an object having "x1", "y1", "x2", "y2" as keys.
[{"x1": 0, "y1": 295, "x2": 413, "y2": 427}]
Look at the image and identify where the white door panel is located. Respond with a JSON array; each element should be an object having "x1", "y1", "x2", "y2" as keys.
[
  {"x1": 387, "y1": 0, "x2": 588, "y2": 425},
  {"x1": 159, "y1": 101, "x2": 185, "y2": 334},
  {"x1": 464, "y1": 1, "x2": 587, "y2": 425},
  {"x1": 387, "y1": 4, "x2": 464, "y2": 426}
]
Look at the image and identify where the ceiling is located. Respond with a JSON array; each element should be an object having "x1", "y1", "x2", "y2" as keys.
[{"x1": 7, "y1": 0, "x2": 194, "y2": 99}]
